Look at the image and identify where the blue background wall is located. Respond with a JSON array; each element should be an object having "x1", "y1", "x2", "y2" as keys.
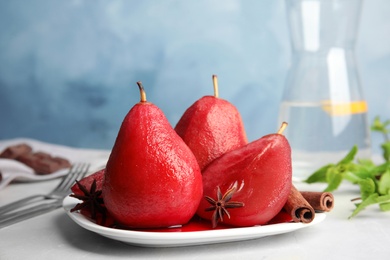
[{"x1": 0, "y1": 0, "x2": 389, "y2": 152}]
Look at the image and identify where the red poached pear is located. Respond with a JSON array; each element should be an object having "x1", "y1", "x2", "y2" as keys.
[
  {"x1": 102, "y1": 82, "x2": 203, "y2": 228},
  {"x1": 196, "y1": 123, "x2": 292, "y2": 228},
  {"x1": 174, "y1": 75, "x2": 247, "y2": 171}
]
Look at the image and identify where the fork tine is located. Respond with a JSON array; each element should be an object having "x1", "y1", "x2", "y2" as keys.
[
  {"x1": 0, "y1": 194, "x2": 44, "y2": 216},
  {"x1": 55, "y1": 163, "x2": 88, "y2": 192},
  {"x1": 51, "y1": 164, "x2": 81, "y2": 192},
  {"x1": 0, "y1": 163, "x2": 87, "y2": 217},
  {"x1": 0, "y1": 200, "x2": 62, "y2": 229},
  {"x1": 56, "y1": 163, "x2": 90, "y2": 193},
  {"x1": 0, "y1": 163, "x2": 91, "y2": 227},
  {"x1": 0, "y1": 165, "x2": 76, "y2": 216},
  {"x1": 76, "y1": 163, "x2": 90, "y2": 181}
]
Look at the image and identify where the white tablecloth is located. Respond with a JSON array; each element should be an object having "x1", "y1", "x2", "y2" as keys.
[{"x1": 0, "y1": 139, "x2": 389, "y2": 260}]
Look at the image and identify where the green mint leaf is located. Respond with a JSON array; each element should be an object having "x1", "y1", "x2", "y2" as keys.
[
  {"x1": 379, "y1": 202, "x2": 390, "y2": 211},
  {"x1": 304, "y1": 164, "x2": 333, "y2": 183},
  {"x1": 381, "y1": 141, "x2": 390, "y2": 162},
  {"x1": 348, "y1": 163, "x2": 374, "y2": 179},
  {"x1": 357, "y1": 158, "x2": 376, "y2": 169},
  {"x1": 337, "y1": 145, "x2": 358, "y2": 165},
  {"x1": 324, "y1": 167, "x2": 344, "y2": 192},
  {"x1": 349, "y1": 193, "x2": 379, "y2": 218},
  {"x1": 371, "y1": 116, "x2": 390, "y2": 133},
  {"x1": 350, "y1": 193, "x2": 390, "y2": 218},
  {"x1": 378, "y1": 170, "x2": 390, "y2": 195},
  {"x1": 371, "y1": 116, "x2": 384, "y2": 132},
  {"x1": 357, "y1": 178, "x2": 376, "y2": 200},
  {"x1": 357, "y1": 158, "x2": 375, "y2": 168},
  {"x1": 375, "y1": 194, "x2": 390, "y2": 203},
  {"x1": 344, "y1": 171, "x2": 363, "y2": 184},
  {"x1": 303, "y1": 116, "x2": 390, "y2": 218},
  {"x1": 371, "y1": 162, "x2": 390, "y2": 177},
  {"x1": 371, "y1": 116, "x2": 390, "y2": 142}
]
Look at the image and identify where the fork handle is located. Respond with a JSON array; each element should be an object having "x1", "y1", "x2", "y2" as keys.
[
  {"x1": 0, "y1": 195, "x2": 46, "y2": 216},
  {"x1": 0, "y1": 175, "x2": 13, "y2": 191},
  {"x1": 0, "y1": 201, "x2": 61, "y2": 229}
]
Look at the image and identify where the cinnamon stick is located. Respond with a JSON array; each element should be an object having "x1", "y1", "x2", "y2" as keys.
[
  {"x1": 300, "y1": 191, "x2": 334, "y2": 212},
  {"x1": 283, "y1": 185, "x2": 315, "y2": 223}
]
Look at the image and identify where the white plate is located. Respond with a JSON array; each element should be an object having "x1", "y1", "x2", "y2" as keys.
[
  {"x1": 63, "y1": 196, "x2": 326, "y2": 247},
  {"x1": 0, "y1": 159, "x2": 70, "y2": 190}
]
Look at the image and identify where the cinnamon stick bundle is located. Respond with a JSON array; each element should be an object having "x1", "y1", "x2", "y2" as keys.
[
  {"x1": 283, "y1": 185, "x2": 315, "y2": 223},
  {"x1": 300, "y1": 191, "x2": 334, "y2": 212}
]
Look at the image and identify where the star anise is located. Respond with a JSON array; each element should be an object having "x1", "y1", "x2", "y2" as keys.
[
  {"x1": 204, "y1": 181, "x2": 244, "y2": 228},
  {"x1": 70, "y1": 179, "x2": 107, "y2": 224}
]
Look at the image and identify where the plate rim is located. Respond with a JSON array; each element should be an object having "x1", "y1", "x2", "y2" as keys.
[{"x1": 63, "y1": 196, "x2": 326, "y2": 247}]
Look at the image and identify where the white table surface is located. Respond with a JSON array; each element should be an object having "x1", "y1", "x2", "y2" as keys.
[{"x1": 1, "y1": 145, "x2": 390, "y2": 259}]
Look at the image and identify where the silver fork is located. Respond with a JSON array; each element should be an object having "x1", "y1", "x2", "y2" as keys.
[{"x1": 0, "y1": 163, "x2": 90, "y2": 228}]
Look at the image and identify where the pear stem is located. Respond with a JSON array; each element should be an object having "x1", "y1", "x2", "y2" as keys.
[
  {"x1": 212, "y1": 74, "x2": 219, "y2": 98},
  {"x1": 136, "y1": 81, "x2": 147, "y2": 102},
  {"x1": 277, "y1": 122, "x2": 288, "y2": 135}
]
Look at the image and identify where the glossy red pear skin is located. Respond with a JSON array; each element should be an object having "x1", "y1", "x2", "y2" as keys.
[
  {"x1": 102, "y1": 102, "x2": 203, "y2": 228},
  {"x1": 175, "y1": 96, "x2": 247, "y2": 171},
  {"x1": 196, "y1": 134, "x2": 292, "y2": 227}
]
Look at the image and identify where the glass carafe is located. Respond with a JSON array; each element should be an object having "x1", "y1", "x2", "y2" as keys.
[{"x1": 279, "y1": 0, "x2": 371, "y2": 180}]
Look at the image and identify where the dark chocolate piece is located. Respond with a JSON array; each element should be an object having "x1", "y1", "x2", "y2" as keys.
[
  {"x1": 1, "y1": 143, "x2": 71, "y2": 175},
  {"x1": 16, "y1": 153, "x2": 38, "y2": 168},
  {"x1": 32, "y1": 151, "x2": 51, "y2": 160},
  {"x1": 0, "y1": 144, "x2": 33, "y2": 159},
  {"x1": 34, "y1": 158, "x2": 64, "y2": 175},
  {"x1": 17, "y1": 152, "x2": 71, "y2": 174},
  {"x1": 52, "y1": 156, "x2": 72, "y2": 168}
]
